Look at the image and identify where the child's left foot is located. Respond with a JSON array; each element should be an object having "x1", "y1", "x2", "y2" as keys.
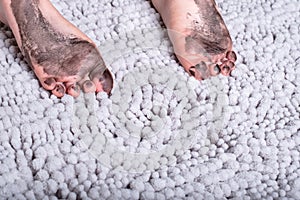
[
  {"x1": 0, "y1": 0, "x2": 113, "y2": 97},
  {"x1": 152, "y1": 0, "x2": 237, "y2": 80}
]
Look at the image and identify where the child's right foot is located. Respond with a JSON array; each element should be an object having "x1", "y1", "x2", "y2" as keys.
[
  {"x1": 152, "y1": 0, "x2": 237, "y2": 80},
  {"x1": 0, "y1": 0, "x2": 113, "y2": 97}
]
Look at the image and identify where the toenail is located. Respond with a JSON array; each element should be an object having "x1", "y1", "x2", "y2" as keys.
[
  {"x1": 44, "y1": 78, "x2": 55, "y2": 86},
  {"x1": 84, "y1": 81, "x2": 93, "y2": 88},
  {"x1": 67, "y1": 84, "x2": 80, "y2": 97},
  {"x1": 82, "y1": 80, "x2": 96, "y2": 93},
  {"x1": 71, "y1": 84, "x2": 80, "y2": 92},
  {"x1": 55, "y1": 84, "x2": 65, "y2": 94}
]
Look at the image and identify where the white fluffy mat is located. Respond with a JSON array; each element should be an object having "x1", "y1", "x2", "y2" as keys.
[{"x1": 0, "y1": 0, "x2": 300, "y2": 199}]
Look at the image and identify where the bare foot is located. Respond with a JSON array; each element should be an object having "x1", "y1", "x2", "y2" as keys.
[
  {"x1": 152, "y1": 0, "x2": 237, "y2": 80},
  {"x1": 0, "y1": 0, "x2": 113, "y2": 97}
]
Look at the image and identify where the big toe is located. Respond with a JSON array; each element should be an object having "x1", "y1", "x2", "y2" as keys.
[{"x1": 91, "y1": 68, "x2": 114, "y2": 95}]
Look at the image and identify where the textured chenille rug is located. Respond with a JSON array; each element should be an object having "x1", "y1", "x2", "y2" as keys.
[{"x1": 0, "y1": 0, "x2": 299, "y2": 199}]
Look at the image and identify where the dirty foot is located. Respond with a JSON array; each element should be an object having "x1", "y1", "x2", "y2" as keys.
[
  {"x1": 152, "y1": 0, "x2": 237, "y2": 80},
  {"x1": 0, "y1": 0, "x2": 113, "y2": 97}
]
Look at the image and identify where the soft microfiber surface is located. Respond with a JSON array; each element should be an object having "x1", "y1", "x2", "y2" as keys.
[{"x1": 0, "y1": 0, "x2": 300, "y2": 199}]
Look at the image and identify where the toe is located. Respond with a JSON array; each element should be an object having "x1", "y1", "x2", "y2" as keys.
[
  {"x1": 91, "y1": 69, "x2": 113, "y2": 95},
  {"x1": 221, "y1": 66, "x2": 230, "y2": 76},
  {"x1": 209, "y1": 64, "x2": 221, "y2": 76},
  {"x1": 226, "y1": 60, "x2": 235, "y2": 70},
  {"x1": 226, "y1": 51, "x2": 237, "y2": 62},
  {"x1": 220, "y1": 59, "x2": 235, "y2": 76},
  {"x1": 42, "y1": 78, "x2": 56, "y2": 90},
  {"x1": 189, "y1": 61, "x2": 218, "y2": 80},
  {"x1": 52, "y1": 83, "x2": 66, "y2": 97},
  {"x1": 195, "y1": 61, "x2": 210, "y2": 80},
  {"x1": 189, "y1": 66, "x2": 202, "y2": 80},
  {"x1": 82, "y1": 80, "x2": 96, "y2": 93},
  {"x1": 67, "y1": 84, "x2": 80, "y2": 97}
]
